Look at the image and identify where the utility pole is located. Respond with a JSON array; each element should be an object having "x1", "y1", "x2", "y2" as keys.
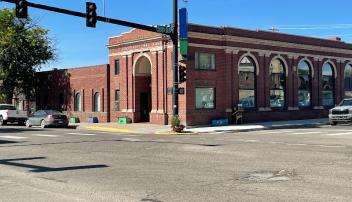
[{"x1": 172, "y1": 0, "x2": 179, "y2": 116}]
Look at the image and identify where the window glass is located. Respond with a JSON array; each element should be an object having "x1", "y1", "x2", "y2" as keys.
[
  {"x1": 196, "y1": 53, "x2": 215, "y2": 70},
  {"x1": 115, "y1": 60, "x2": 120, "y2": 75},
  {"x1": 196, "y1": 88, "x2": 215, "y2": 109},
  {"x1": 75, "y1": 93, "x2": 82, "y2": 112},
  {"x1": 322, "y1": 63, "x2": 334, "y2": 106},
  {"x1": 239, "y1": 56, "x2": 256, "y2": 108},
  {"x1": 344, "y1": 64, "x2": 352, "y2": 98},
  {"x1": 115, "y1": 90, "x2": 120, "y2": 111},
  {"x1": 270, "y1": 59, "x2": 285, "y2": 108},
  {"x1": 298, "y1": 60, "x2": 312, "y2": 107},
  {"x1": 94, "y1": 93, "x2": 100, "y2": 112}
]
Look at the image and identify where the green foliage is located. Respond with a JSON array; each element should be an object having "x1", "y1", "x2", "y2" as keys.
[
  {"x1": 171, "y1": 116, "x2": 181, "y2": 128},
  {"x1": 0, "y1": 8, "x2": 56, "y2": 103}
]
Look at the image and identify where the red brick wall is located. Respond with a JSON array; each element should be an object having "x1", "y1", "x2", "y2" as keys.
[{"x1": 37, "y1": 64, "x2": 110, "y2": 123}]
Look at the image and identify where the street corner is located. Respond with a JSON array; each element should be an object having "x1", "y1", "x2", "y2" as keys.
[{"x1": 83, "y1": 126, "x2": 142, "y2": 135}]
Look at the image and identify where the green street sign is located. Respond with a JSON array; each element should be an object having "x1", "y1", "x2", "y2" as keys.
[{"x1": 156, "y1": 25, "x2": 172, "y2": 34}]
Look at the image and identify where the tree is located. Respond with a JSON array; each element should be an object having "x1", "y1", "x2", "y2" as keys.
[{"x1": 0, "y1": 8, "x2": 55, "y2": 103}]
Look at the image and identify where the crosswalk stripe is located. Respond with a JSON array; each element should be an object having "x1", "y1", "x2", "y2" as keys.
[
  {"x1": 31, "y1": 134, "x2": 59, "y2": 137},
  {"x1": 65, "y1": 133, "x2": 96, "y2": 136},
  {"x1": 261, "y1": 131, "x2": 294, "y2": 134},
  {"x1": 0, "y1": 135, "x2": 28, "y2": 139},
  {"x1": 291, "y1": 132, "x2": 322, "y2": 135},
  {"x1": 324, "y1": 132, "x2": 352, "y2": 136}
]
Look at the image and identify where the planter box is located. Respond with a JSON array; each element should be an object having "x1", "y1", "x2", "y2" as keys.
[
  {"x1": 69, "y1": 117, "x2": 80, "y2": 123},
  {"x1": 88, "y1": 117, "x2": 99, "y2": 123},
  {"x1": 118, "y1": 117, "x2": 132, "y2": 124}
]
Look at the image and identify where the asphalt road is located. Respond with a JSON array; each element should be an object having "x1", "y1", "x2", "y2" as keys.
[{"x1": 1, "y1": 124, "x2": 352, "y2": 202}]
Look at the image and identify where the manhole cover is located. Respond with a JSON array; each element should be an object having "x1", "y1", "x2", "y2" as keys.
[{"x1": 240, "y1": 169, "x2": 295, "y2": 182}]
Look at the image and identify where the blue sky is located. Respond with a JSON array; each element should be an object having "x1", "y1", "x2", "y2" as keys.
[{"x1": 1, "y1": 0, "x2": 352, "y2": 70}]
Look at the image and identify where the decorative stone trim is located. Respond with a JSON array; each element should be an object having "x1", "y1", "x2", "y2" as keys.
[
  {"x1": 225, "y1": 108, "x2": 232, "y2": 113},
  {"x1": 288, "y1": 107, "x2": 299, "y2": 111},
  {"x1": 314, "y1": 106, "x2": 324, "y2": 110},
  {"x1": 189, "y1": 31, "x2": 352, "y2": 56},
  {"x1": 188, "y1": 43, "x2": 351, "y2": 63},
  {"x1": 258, "y1": 107, "x2": 272, "y2": 111}
]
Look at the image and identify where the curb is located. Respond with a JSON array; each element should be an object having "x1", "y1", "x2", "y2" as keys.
[
  {"x1": 83, "y1": 126, "x2": 141, "y2": 134},
  {"x1": 154, "y1": 131, "x2": 198, "y2": 135}
]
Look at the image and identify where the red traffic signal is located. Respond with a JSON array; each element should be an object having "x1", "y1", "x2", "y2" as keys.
[
  {"x1": 86, "y1": 2, "x2": 97, "y2": 28},
  {"x1": 16, "y1": 0, "x2": 28, "y2": 19}
]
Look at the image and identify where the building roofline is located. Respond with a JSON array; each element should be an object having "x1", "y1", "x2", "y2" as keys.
[{"x1": 188, "y1": 23, "x2": 352, "y2": 50}]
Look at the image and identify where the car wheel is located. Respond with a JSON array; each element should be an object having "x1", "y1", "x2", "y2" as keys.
[
  {"x1": 0, "y1": 116, "x2": 6, "y2": 126},
  {"x1": 25, "y1": 120, "x2": 32, "y2": 128},
  {"x1": 40, "y1": 120, "x2": 47, "y2": 129}
]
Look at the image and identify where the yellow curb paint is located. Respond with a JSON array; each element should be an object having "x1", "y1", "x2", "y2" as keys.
[{"x1": 85, "y1": 126, "x2": 140, "y2": 134}]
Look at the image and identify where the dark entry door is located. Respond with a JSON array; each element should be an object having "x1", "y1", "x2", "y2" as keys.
[{"x1": 140, "y1": 92, "x2": 150, "y2": 122}]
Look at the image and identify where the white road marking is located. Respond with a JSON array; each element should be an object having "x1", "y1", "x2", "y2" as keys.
[
  {"x1": 31, "y1": 134, "x2": 59, "y2": 137},
  {"x1": 260, "y1": 131, "x2": 294, "y2": 134},
  {"x1": 291, "y1": 132, "x2": 322, "y2": 135},
  {"x1": 65, "y1": 133, "x2": 96, "y2": 136},
  {"x1": 122, "y1": 138, "x2": 141, "y2": 142},
  {"x1": 0, "y1": 135, "x2": 28, "y2": 139},
  {"x1": 324, "y1": 132, "x2": 352, "y2": 136}
]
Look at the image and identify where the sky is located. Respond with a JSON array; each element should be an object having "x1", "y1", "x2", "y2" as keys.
[{"x1": 1, "y1": 0, "x2": 352, "y2": 70}]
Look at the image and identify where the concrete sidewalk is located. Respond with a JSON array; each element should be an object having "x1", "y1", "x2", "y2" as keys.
[
  {"x1": 185, "y1": 118, "x2": 329, "y2": 133},
  {"x1": 73, "y1": 122, "x2": 171, "y2": 134},
  {"x1": 72, "y1": 118, "x2": 329, "y2": 135}
]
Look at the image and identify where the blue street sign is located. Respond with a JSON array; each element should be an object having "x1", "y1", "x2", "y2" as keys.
[{"x1": 179, "y1": 8, "x2": 188, "y2": 39}]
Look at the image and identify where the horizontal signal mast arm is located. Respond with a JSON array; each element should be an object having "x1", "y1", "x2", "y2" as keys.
[{"x1": 1, "y1": 0, "x2": 160, "y2": 34}]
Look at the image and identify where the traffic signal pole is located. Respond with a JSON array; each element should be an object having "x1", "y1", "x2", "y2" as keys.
[
  {"x1": 1, "y1": 0, "x2": 180, "y2": 116},
  {"x1": 172, "y1": 0, "x2": 179, "y2": 116}
]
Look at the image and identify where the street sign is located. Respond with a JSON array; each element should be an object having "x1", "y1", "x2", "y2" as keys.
[{"x1": 156, "y1": 25, "x2": 173, "y2": 34}]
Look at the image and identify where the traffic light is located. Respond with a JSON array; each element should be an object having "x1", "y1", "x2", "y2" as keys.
[
  {"x1": 16, "y1": 0, "x2": 28, "y2": 19},
  {"x1": 86, "y1": 2, "x2": 97, "y2": 28},
  {"x1": 179, "y1": 66, "x2": 186, "y2": 83}
]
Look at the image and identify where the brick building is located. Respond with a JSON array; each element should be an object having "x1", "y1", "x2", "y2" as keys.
[{"x1": 36, "y1": 24, "x2": 352, "y2": 125}]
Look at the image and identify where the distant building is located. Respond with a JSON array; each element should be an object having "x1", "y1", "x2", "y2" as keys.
[{"x1": 35, "y1": 24, "x2": 352, "y2": 125}]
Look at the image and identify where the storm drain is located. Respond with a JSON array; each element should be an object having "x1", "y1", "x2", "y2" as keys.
[{"x1": 240, "y1": 169, "x2": 296, "y2": 182}]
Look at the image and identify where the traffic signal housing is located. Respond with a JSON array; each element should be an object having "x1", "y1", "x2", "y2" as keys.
[
  {"x1": 179, "y1": 66, "x2": 187, "y2": 83},
  {"x1": 16, "y1": 0, "x2": 28, "y2": 19},
  {"x1": 86, "y1": 2, "x2": 97, "y2": 28}
]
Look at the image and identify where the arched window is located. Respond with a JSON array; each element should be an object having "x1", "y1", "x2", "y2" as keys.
[
  {"x1": 75, "y1": 93, "x2": 82, "y2": 112},
  {"x1": 298, "y1": 60, "x2": 312, "y2": 107},
  {"x1": 322, "y1": 63, "x2": 335, "y2": 106},
  {"x1": 344, "y1": 64, "x2": 352, "y2": 98},
  {"x1": 94, "y1": 92, "x2": 101, "y2": 112},
  {"x1": 270, "y1": 58, "x2": 286, "y2": 108},
  {"x1": 239, "y1": 56, "x2": 256, "y2": 108}
]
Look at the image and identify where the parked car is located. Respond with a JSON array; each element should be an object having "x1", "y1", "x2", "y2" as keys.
[
  {"x1": 329, "y1": 99, "x2": 352, "y2": 125},
  {"x1": 26, "y1": 110, "x2": 68, "y2": 128},
  {"x1": 0, "y1": 104, "x2": 28, "y2": 126}
]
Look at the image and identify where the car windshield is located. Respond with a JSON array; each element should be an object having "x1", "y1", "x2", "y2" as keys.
[
  {"x1": 0, "y1": 105, "x2": 16, "y2": 110},
  {"x1": 339, "y1": 100, "x2": 352, "y2": 106},
  {"x1": 44, "y1": 110, "x2": 62, "y2": 115}
]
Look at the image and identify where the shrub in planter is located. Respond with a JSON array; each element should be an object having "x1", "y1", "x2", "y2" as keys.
[{"x1": 171, "y1": 116, "x2": 185, "y2": 133}]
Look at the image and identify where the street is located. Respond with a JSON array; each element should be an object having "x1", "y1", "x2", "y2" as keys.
[{"x1": 1, "y1": 125, "x2": 352, "y2": 201}]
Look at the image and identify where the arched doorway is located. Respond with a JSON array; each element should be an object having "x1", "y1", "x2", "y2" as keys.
[{"x1": 134, "y1": 55, "x2": 152, "y2": 122}]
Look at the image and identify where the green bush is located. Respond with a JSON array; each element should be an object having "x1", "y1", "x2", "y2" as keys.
[{"x1": 171, "y1": 116, "x2": 181, "y2": 128}]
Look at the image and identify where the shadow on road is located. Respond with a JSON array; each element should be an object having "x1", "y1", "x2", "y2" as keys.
[{"x1": 0, "y1": 157, "x2": 108, "y2": 173}]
